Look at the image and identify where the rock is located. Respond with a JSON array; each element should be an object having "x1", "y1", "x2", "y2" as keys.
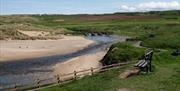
[{"x1": 119, "y1": 68, "x2": 140, "y2": 79}]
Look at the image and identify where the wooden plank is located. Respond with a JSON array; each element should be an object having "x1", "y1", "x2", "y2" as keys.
[
  {"x1": 138, "y1": 62, "x2": 145, "y2": 67},
  {"x1": 134, "y1": 60, "x2": 145, "y2": 67},
  {"x1": 137, "y1": 60, "x2": 146, "y2": 67},
  {"x1": 141, "y1": 61, "x2": 148, "y2": 67}
]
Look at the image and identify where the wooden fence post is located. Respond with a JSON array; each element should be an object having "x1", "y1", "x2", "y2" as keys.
[
  {"x1": 91, "y1": 67, "x2": 94, "y2": 75},
  {"x1": 36, "y1": 78, "x2": 40, "y2": 88},
  {"x1": 14, "y1": 85, "x2": 19, "y2": 91},
  {"x1": 56, "y1": 75, "x2": 61, "y2": 84},
  {"x1": 149, "y1": 51, "x2": 153, "y2": 72},
  {"x1": 74, "y1": 71, "x2": 77, "y2": 79},
  {"x1": 2, "y1": 62, "x2": 133, "y2": 90}
]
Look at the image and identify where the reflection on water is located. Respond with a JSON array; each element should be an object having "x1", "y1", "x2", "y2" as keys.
[
  {"x1": 0, "y1": 35, "x2": 127, "y2": 89},
  {"x1": 87, "y1": 35, "x2": 119, "y2": 43}
]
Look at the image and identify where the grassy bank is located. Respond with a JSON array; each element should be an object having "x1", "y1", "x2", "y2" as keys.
[
  {"x1": 38, "y1": 38, "x2": 180, "y2": 91},
  {"x1": 101, "y1": 43, "x2": 145, "y2": 65},
  {"x1": 38, "y1": 49, "x2": 180, "y2": 91}
]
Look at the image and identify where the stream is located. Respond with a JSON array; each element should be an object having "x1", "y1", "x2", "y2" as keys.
[{"x1": 0, "y1": 35, "x2": 128, "y2": 90}]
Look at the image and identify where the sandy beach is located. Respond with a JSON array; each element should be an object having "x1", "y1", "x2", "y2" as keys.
[
  {"x1": 0, "y1": 36, "x2": 96, "y2": 61},
  {"x1": 53, "y1": 51, "x2": 107, "y2": 77}
]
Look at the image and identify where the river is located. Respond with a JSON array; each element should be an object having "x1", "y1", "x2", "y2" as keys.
[{"x1": 0, "y1": 35, "x2": 128, "y2": 90}]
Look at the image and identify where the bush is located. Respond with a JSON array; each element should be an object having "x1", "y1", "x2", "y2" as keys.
[{"x1": 101, "y1": 43, "x2": 144, "y2": 65}]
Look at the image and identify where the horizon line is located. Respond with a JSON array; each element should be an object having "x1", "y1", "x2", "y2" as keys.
[{"x1": 1, "y1": 10, "x2": 179, "y2": 16}]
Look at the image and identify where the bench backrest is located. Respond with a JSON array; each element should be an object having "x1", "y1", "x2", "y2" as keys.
[{"x1": 144, "y1": 50, "x2": 153, "y2": 62}]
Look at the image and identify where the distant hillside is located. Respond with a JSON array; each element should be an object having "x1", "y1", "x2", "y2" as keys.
[
  {"x1": 0, "y1": 10, "x2": 180, "y2": 40},
  {"x1": 114, "y1": 10, "x2": 180, "y2": 15}
]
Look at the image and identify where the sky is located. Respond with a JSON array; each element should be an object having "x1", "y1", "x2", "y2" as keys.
[{"x1": 0, "y1": 0, "x2": 180, "y2": 15}]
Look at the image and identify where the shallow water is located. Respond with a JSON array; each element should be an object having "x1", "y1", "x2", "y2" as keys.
[{"x1": 0, "y1": 35, "x2": 128, "y2": 89}]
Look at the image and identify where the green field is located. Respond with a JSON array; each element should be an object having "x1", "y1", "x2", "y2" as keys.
[
  {"x1": 1, "y1": 10, "x2": 180, "y2": 48},
  {"x1": 38, "y1": 49, "x2": 180, "y2": 91},
  {"x1": 1, "y1": 10, "x2": 180, "y2": 91}
]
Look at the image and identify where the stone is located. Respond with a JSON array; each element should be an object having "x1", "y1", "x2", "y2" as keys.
[{"x1": 119, "y1": 68, "x2": 140, "y2": 79}]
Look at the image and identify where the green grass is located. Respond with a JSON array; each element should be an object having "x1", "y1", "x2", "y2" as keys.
[
  {"x1": 38, "y1": 50, "x2": 180, "y2": 91},
  {"x1": 101, "y1": 42, "x2": 145, "y2": 65},
  {"x1": 1, "y1": 10, "x2": 180, "y2": 44},
  {"x1": 66, "y1": 23, "x2": 180, "y2": 49},
  {"x1": 1, "y1": 10, "x2": 179, "y2": 91},
  {"x1": 140, "y1": 25, "x2": 180, "y2": 49}
]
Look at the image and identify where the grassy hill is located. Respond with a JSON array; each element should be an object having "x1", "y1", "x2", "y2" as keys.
[
  {"x1": 22, "y1": 10, "x2": 179, "y2": 91},
  {"x1": 38, "y1": 47, "x2": 180, "y2": 91},
  {"x1": 1, "y1": 10, "x2": 180, "y2": 91},
  {"x1": 1, "y1": 10, "x2": 180, "y2": 48}
]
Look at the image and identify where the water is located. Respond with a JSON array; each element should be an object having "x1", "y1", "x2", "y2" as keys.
[
  {"x1": 86, "y1": 35, "x2": 120, "y2": 43},
  {"x1": 0, "y1": 35, "x2": 128, "y2": 90}
]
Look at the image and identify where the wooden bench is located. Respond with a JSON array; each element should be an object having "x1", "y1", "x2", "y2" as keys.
[
  {"x1": 134, "y1": 50, "x2": 153, "y2": 73},
  {"x1": 171, "y1": 48, "x2": 180, "y2": 56}
]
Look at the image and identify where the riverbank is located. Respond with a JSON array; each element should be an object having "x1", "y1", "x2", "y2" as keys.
[
  {"x1": 39, "y1": 49, "x2": 180, "y2": 91},
  {"x1": 0, "y1": 35, "x2": 127, "y2": 90},
  {"x1": 53, "y1": 36, "x2": 128, "y2": 77},
  {"x1": 0, "y1": 35, "x2": 96, "y2": 61},
  {"x1": 53, "y1": 51, "x2": 107, "y2": 76}
]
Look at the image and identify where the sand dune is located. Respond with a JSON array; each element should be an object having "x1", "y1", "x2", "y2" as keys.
[
  {"x1": 0, "y1": 36, "x2": 95, "y2": 61},
  {"x1": 18, "y1": 30, "x2": 50, "y2": 37}
]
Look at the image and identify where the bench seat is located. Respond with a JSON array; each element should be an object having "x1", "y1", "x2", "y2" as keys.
[
  {"x1": 134, "y1": 59, "x2": 147, "y2": 67},
  {"x1": 134, "y1": 50, "x2": 153, "y2": 73},
  {"x1": 134, "y1": 60, "x2": 144, "y2": 67}
]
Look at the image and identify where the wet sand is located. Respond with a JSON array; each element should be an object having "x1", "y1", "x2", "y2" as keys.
[
  {"x1": 0, "y1": 36, "x2": 95, "y2": 61},
  {"x1": 53, "y1": 51, "x2": 107, "y2": 76},
  {"x1": 53, "y1": 35, "x2": 129, "y2": 78},
  {"x1": 0, "y1": 35, "x2": 128, "y2": 90}
]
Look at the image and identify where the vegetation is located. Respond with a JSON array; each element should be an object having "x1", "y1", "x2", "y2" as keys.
[
  {"x1": 0, "y1": 24, "x2": 30, "y2": 40},
  {"x1": 1, "y1": 10, "x2": 180, "y2": 91},
  {"x1": 1, "y1": 10, "x2": 180, "y2": 39},
  {"x1": 36, "y1": 10, "x2": 180, "y2": 91},
  {"x1": 101, "y1": 43, "x2": 145, "y2": 65},
  {"x1": 38, "y1": 49, "x2": 180, "y2": 91}
]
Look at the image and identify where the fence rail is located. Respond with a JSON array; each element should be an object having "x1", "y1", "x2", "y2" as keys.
[{"x1": 2, "y1": 62, "x2": 133, "y2": 91}]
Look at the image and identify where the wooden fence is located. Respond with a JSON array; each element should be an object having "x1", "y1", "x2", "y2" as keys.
[{"x1": 2, "y1": 62, "x2": 133, "y2": 91}]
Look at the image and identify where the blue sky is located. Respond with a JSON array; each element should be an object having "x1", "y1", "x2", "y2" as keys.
[{"x1": 0, "y1": 0, "x2": 180, "y2": 15}]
